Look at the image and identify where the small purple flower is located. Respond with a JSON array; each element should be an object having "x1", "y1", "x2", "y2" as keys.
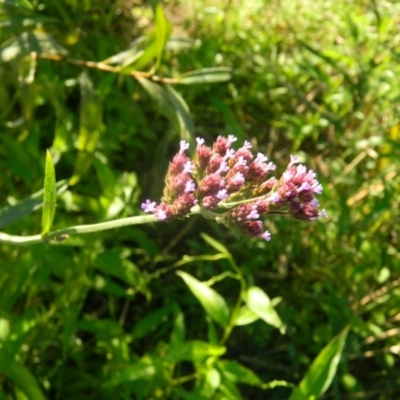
[
  {"x1": 155, "y1": 209, "x2": 168, "y2": 220},
  {"x1": 262, "y1": 231, "x2": 271, "y2": 241},
  {"x1": 183, "y1": 160, "x2": 194, "y2": 174},
  {"x1": 217, "y1": 189, "x2": 228, "y2": 200},
  {"x1": 179, "y1": 140, "x2": 189, "y2": 154},
  {"x1": 185, "y1": 180, "x2": 196, "y2": 193},
  {"x1": 196, "y1": 137, "x2": 205, "y2": 147},
  {"x1": 141, "y1": 200, "x2": 156, "y2": 213}
]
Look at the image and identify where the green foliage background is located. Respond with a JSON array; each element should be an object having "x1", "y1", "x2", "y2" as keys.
[{"x1": 1, "y1": 0, "x2": 400, "y2": 398}]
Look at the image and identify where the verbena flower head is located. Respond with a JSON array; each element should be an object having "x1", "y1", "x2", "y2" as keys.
[{"x1": 141, "y1": 136, "x2": 327, "y2": 240}]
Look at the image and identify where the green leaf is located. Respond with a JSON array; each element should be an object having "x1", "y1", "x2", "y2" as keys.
[
  {"x1": 167, "y1": 340, "x2": 226, "y2": 362},
  {"x1": 201, "y1": 233, "x2": 230, "y2": 255},
  {"x1": 41, "y1": 150, "x2": 57, "y2": 237},
  {"x1": 177, "y1": 67, "x2": 232, "y2": 85},
  {"x1": 0, "y1": 353, "x2": 46, "y2": 400},
  {"x1": 289, "y1": 326, "x2": 349, "y2": 400},
  {"x1": 243, "y1": 286, "x2": 286, "y2": 333},
  {"x1": 217, "y1": 360, "x2": 263, "y2": 386},
  {"x1": 177, "y1": 271, "x2": 230, "y2": 328},
  {"x1": 234, "y1": 305, "x2": 259, "y2": 326},
  {"x1": 153, "y1": 3, "x2": 172, "y2": 70},
  {"x1": 69, "y1": 71, "x2": 102, "y2": 185},
  {"x1": 137, "y1": 77, "x2": 194, "y2": 145},
  {"x1": 0, "y1": 31, "x2": 67, "y2": 62},
  {"x1": 0, "y1": 180, "x2": 67, "y2": 229}
]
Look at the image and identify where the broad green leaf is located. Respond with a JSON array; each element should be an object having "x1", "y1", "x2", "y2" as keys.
[
  {"x1": 69, "y1": 71, "x2": 102, "y2": 185},
  {"x1": 41, "y1": 150, "x2": 57, "y2": 237},
  {"x1": 0, "y1": 356, "x2": 46, "y2": 400},
  {"x1": 201, "y1": 233, "x2": 230, "y2": 255},
  {"x1": 289, "y1": 327, "x2": 349, "y2": 400},
  {"x1": 234, "y1": 305, "x2": 259, "y2": 326},
  {"x1": 177, "y1": 67, "x2": 232, "y2": 85},
  {"x1": 0, "y1": 31, "x2": 67, "y2": 62},
  {"x1": 243, "y1": 286, "x2": 286, "y2": 333},
  {"x1": 0, "y1": 180, "x2": 67, "y2": 228},
  {"x1": 167, "y1": 340, "x2": 226, "y2": 362},
  {"x1": 137, "y1": 77, "x2": 194, "y2": 145},
  {"x1": 197, "y1": 368, "x2": 221, "y2": 398},
  {"x1": 177, "y1": 271, "x2": 230, "y2": 328},
  {"x1": 217, "y1": 360, "x2": 262, "y2": 386},
  {"x1": 153, "y1": 3, "x2": 172, "y2": 70}
]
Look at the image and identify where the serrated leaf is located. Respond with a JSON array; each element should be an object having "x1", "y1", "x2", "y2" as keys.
[
  {"x1": 0, "y1": 31, "x2": 67, "y2": 62},
  {"x1": 177, "y1": 271, "x2": 230, "y2": 328},
  {"x1": 69, "y1": 71, "x2": 102, "y2": 185},
  {"x1": 41, "y1": 150, "x2": 56, "y2": 237},
  {"x1": 243, "y1": 287, "x2": 286, "y2": 333},
  {"x1": 167, "y1": 340, "x2": 226, "y2": 362},
  {"x1": 154, "y1": 3, "x2": 172, "y2": 70},
  {"x1": 177, "y1": 67, "x2": 232, "y2": 85},
  {"x1": 0, "y1": 180, "x2": 67, "y2": 229},
  {"x1": 137, "y1": 77, "x2": 194, "y2": 145},
  {"x1": 289, "y1": 327, "x2": 349, "y2": 400}
]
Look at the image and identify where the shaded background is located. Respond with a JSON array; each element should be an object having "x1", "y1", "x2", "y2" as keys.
[{"x1": 1, "y1": 0, "x2": 400, "y2": 398}]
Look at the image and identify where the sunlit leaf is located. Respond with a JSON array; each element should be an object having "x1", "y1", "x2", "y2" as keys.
[
  {"x1": 167, "y1": 340, "x2": 226, "y2": 362},
  {"x1": 177, "y1": 67, "x2": 232, "y2": 85},
  {"x1": 177, "y1": 271, "x2": 230, "y2": 328},
  {"x1": 41, "y1": 150, "x2": 57, "y2": 237},
  {"x1": 153, "y1": 3, "x2": 172, "y2": 70},
  {"x1": 69, "y1": 71, "x2": 102, "y2": 185},
  {"x1": 243, "y1": 287, "x2": 286, "y2": 333},
  {"x1": 201, "y1": 233, "x2": 230, "y2": 255},
  {"x1": 289, "y1": 327, "x2": 349, "y2": 400},
  {"x1": 0, "y1": 31, "x2": 67, "y2": 62},
  {"x1": 234, "y1": 305, "x2": 259, "y2": 326}
]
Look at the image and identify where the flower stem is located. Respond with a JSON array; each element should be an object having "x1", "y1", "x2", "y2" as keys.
[{"x1": 0, "y1": 214, "x2": 158, "y2": 246}]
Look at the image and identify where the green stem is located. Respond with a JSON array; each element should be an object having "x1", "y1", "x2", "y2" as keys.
[{"x1": 0, "y1": 214, "x2": 158, "y2": 246}]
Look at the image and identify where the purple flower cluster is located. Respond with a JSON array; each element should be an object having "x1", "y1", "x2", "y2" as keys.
[{"x1": 141, "y1": 136, "x2": 327, "y2": 241}]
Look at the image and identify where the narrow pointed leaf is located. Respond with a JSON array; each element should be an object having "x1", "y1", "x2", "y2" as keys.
[
  {"x1": 177, "y1": 271, "x2": 230, "y2": 328},
  {"x1": 154, "y1": 3, "x2": 172, "y2": 69},
  {"x1": 41, "y1": 150, "x2": 56, "y2": 237},
  {"x1": 243, "y1": 286, "x2": 286, "y2": 333},
  {"x1": 177, "y1": 67, "x2": 232, "y2": 85},
  {"x1": 289, "y1": 327, "x2": 349, "y2": 400},
  {"x1": 137, "y1": 78, "x2": 194, "y2": 145}
]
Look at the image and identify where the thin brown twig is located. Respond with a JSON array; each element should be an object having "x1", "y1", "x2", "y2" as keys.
[{"x1": 31, "y1": 52, "x2": 180, "y2": 84}]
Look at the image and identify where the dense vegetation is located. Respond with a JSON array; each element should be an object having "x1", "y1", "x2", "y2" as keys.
[{"x1": 1, "y1": 0, "x2": 400, "y2": 399}]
